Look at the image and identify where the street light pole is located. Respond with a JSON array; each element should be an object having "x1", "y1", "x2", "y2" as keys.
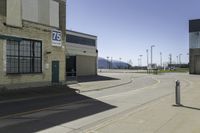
[
  {"x1": 179, "y1": 54, "x2": 182, "y2": 65},
  {"x1": 119, "y1": 57, "x2": 122, "y2": 69},
  {"x1": 139, "y1": 55, "x2": 143, "y2": 66},
  {"x1": 169, "y1": 54, "x2": 172, "y2": 66},
  {"x1": 107, "y1": 56, "x2": 110, "y2": 69},
  {"x1": 111, "y1": 57, "x2": 113, "y2": 69},
  {"x1": 146, "y1": 49, "x2": 149, "y2": 67},
  {"x1": 160, "y1": 52, "x2": 162, "y2": 67},
  {"x1": 151, "y1": 45, "x2": 155, "y2": 66}
]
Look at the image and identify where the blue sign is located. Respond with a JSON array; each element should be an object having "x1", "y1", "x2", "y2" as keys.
[{"x1": 52, "y1": 30, "x2": 62, "y2": 46}]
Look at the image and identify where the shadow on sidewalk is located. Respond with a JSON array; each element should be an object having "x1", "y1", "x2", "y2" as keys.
[
  {"x1": 0, "y1": 85, "x2": 77, "y2": 101},
  {"x1": 173, "y1": 104, "x2": 200, "y2": 111},
  {"x1": 181, "y1": 105, "x2": 200, "y2": 111},
  {"x1": 0, "y1": 86, "x2": 116, "y2": 133},
  {"x1": 77, "y1": 75, "x2": 119, "y2": 83}
]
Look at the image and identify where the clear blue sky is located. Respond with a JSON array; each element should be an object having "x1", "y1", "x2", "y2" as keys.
[{"x1": 67, "y1": 0, "x2": 200, "y2": 66}]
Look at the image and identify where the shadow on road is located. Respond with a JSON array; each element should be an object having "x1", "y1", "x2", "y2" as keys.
[
  {"x1": 77, "y1": 75, "x2": 119, "y2": 83},
  {"x1": 0, "y1": 87, "x2": 116, "y2": 133}
]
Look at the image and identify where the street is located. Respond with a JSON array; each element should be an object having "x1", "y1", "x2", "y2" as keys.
[{"x1": 0, "y1": 72, "x2": 198, "y2": 133}]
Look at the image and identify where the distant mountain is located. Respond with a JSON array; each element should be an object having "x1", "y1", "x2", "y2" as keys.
[{"x1": 98, "y1": 57, "x2": 131, "y2": 69}]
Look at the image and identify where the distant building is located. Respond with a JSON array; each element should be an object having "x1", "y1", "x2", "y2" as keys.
[
  {"x1": 66, "y1": 30, "x2": 98, "y2": 77},
  {"x1": 0, "y1": 0, "x2": 98, "y2": 90},
  {"x1": 189, "y1": 19, "x2": 200, "y2": 74}
]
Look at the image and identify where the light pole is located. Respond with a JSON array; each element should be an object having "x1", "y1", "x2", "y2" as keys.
[
  {"x1": 146, "y1": 49, "x2": 149, "y2": 67},
  {"x1": 160, "y1": 52, "x2": 162, "y2": 67},
  {"x1": 169, "y1": 54, "x2": 172, "y2": 66},
  {"x1": 138, "y1": 58, "x2": 140, "y2": 67},
  {"x1": 107, "y1": 56, "x2": 110, "y2": 69},
  {"x1": 139, "y1": 55, "x2": 143, "y2": 66},
  {"x1": 179, "y1": 54, "x2": 182, "y2": 65},
  {"x1": 119, "y1": 57, "x2": 122, "y2": 69},
  {"x1": 151, "y1": 45, "x2": 155, "y2": 66},
  {"x1": 111, "y1": 57, "x2": 113, "y2": 69}
]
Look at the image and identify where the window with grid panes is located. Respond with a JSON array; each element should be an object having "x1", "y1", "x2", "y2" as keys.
[{"x1": 6, "y1": 39, "x2": 42, "y2": 74}]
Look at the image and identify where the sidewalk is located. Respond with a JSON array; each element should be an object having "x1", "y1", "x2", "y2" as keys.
[
  {"x1": 88, "y1": 76, "x2": 200, "y2": 133},
  {"x1": 0, "y1": 72, "x2": 146, "y2": 103},
  {"x1": 69, "y1": 73, "x2": 147, "y2": 92}
]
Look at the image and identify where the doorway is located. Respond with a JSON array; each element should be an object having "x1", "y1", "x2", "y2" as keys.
[
  {"x1": 66, "y1": 56, "x2": 77, "y2": 80},
  {"x1": 52, "y1": 61, "x2": 59, "y2": 83}
]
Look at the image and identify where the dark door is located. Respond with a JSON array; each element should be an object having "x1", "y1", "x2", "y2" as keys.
[
  {"x1": 66, "y1": 56, "x2": 76, "y2": 76},
  {"x1": 52, "y1": 61, "x2": 59, "y2": 83},
  {"x1": 195, "y1": 55, "x2": 200, "y2": 74}
]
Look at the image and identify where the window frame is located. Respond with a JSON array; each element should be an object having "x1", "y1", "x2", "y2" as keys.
[
  {"x1": 6, "y1": 39, "x2": 42, "y2": 74},
  {"x1": 66, "y1": 34, "x2": 96, "y2": 47}
]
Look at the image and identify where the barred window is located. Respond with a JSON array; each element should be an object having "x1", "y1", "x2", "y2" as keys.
[{"x1": 6, "y1": 39, "x2": 42, "y2": 74}]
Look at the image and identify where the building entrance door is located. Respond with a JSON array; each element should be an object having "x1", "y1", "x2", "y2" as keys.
[
  {"x1": 66, "y1": 56, "x2": 77, "y2": 80},
  {"x1": 52, "y1": 61, "x2": 60, "y2": 83}
]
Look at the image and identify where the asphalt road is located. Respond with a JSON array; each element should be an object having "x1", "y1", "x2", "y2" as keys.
[{"x1": 0, "y1": 73, "x2": 191, "y2": 133}]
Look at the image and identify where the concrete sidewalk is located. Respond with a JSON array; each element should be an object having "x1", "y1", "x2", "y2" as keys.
[
  {"x1": 87, "y1": 75, "x2": 200, "y2": 133},
  {"x1": 0, "y1": 72, "x2": 147, "y2": 103},
  {"x1": 69, "y1": 73, "x2": 147, "y2": 92}
]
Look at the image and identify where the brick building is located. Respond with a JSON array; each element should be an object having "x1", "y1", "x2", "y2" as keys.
[
  {"x1": 0, "y1": 0, "x2": 67, "y2": 89},
  {"x1": 0, "y1": 0, "x2": 98, "y2": 90},
  {"x1": 66, "y1": 30, "x2": 97, "y2": 78}
]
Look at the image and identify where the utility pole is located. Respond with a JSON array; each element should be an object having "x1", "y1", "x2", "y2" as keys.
[
  {"x1": 146, "y1": 49, "x2": 149, "y2": 67},
  {"x1": 151, "y1": 45, "x2": 155, "y2": 66}
]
